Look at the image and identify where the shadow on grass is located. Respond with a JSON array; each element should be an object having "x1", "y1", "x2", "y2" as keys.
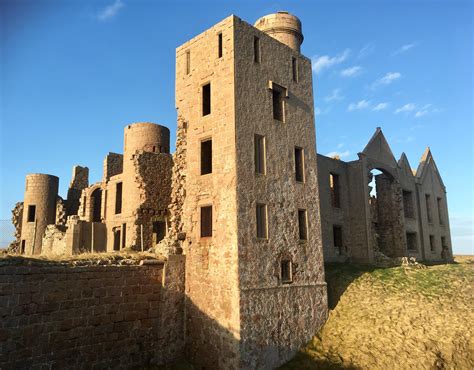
[{"x1": 280, "y1": 349, "x2": 360, "y2": 370}]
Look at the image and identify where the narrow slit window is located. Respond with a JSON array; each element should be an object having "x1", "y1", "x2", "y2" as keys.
[
  {"x1": 425, "y1": 194, "x2": 432, "y2": 223},
  {"x1": 256, "y1": 203, "x2": 268, "y2": 239},
  {"x1": 121, "y1": 223, "x2": 126, "y2": 249},
  {"x1": 437, "y1": 197, "x2": 443, "y2": 224},
  {"x1": 271, "y1": 83, "x2": 285, "y2": 121},
  {"x1": 21, "y1": 240, "x2": 26, "y2": 254},
  {"x1": 115, "y1": 182, "x2": 122, "y2": 214},
  {"x1": 200, "y1": 206, "x2": 212, "y2": 238},
  {"x1": 429, "y1": 235, "x2": 435, "y2": 252},
  {"x1": 295, "y1": 147, "x2": 305, "y2": 182},
  {"x1": 333, "y1": 225, "x2": 343, "y2": 254},
  {"x1": 186, "y1": 50, "x2": 190, "y2": 75},
  {"x1": 218, "y1": 33, "x2": 223, "y2": 58},
  {"x1": 330, "y1": 173, "x2": 340, "y2": 208},
  {"x1": 403, "y1": 190, "x2": 414, "y2": 218},
  {"x1": 254, "y1": 36, "x2": 260, "y2": 63},
  {"x1": 292, "y1": 57, "x2": 298, "y2": 82},
  {"x1": 298, "y1": 209, "x2": 308, "y2": 241},
  {"x1": 27, "y1": 205, "x2": 36, "y2": 222},
  {"x1": 201, "y1": 139, "x2": 212, "y2": 175},
  {"x1": 281, "y1": 260, "x2": 292, "y2": 284},
  {"x1": 202, "y1": 83, "x2": 211, "y2": 116},
  {"x1": 254, "y1": 134, "x2": 266, "y2": 174},
  {"x1": 113, "y1": 228, "x2": 121, "y2": 251}
]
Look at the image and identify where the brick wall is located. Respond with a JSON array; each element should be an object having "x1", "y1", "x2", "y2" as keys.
[{"x1": 0, "y1": 255, "x2": 185, "y2": 369}]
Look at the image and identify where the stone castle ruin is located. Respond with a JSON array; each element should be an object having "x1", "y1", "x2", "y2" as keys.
[{"x1": 6, "y1": 12, "x2": 453, "y2": 368}]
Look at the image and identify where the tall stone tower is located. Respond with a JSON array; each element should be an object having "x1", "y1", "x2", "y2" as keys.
[{"x1": 175, "y1": 12, "x2": 327, "y2": 368}]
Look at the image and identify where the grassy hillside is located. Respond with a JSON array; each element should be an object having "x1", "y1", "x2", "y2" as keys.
[{"x1": 282, "y1": 256, "x2": 474, "y2": 370}]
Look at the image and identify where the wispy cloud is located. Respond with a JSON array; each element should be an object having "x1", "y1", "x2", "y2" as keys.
[
  {"x1": 396, "y1": 135, "x2": 415, "y2": 143},
  {"x1": 348, "y1": 100, "x2": 371, "y2": 111},
  {"x1": 97, "y1": 0, "x2": 124, "y2": 21},
  {"x1": 357, "y1": 43, "x2": 375, "y2": 59},
  {"x1": 392, "y1": 43, "x2": 418, "y2": 56},
  {"x1": 312, "y1": 49, "x2": 350, "y2": 74},
  {"x1": 341, "y1": 66, "x2": 362, "y2": 77},
  {"x1": 414, "y1": 104, "x2": 441, "y2": 118},
  {"x1": 395, "y1": 103, "x2": 416, "y2": 114},
  {"x1": 326, "y1": 150, "x2": 351, "y2": 159},
  {"x1": 374, "y1": 72, "x2": 402, "y2": 87},
  {"x1": 373, "y1": 102, "x2": 389, "y2": 111},
  {"x1": 324, "y1": 88, "x2": 344, "y2": 102}
]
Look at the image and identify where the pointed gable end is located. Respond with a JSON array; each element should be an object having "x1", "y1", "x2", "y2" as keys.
[
  {"x1": 416, "y1": 147, "x2": 446, "y2": 189},
  {"x1": 398, "y1": 152, "x2": 415, "y2": 178},
  {"x1": 362, "y1": 127, "x2": 397, "y2": 167}
]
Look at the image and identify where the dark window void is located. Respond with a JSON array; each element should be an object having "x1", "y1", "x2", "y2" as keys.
[
  {"x1": 437, "y1": 197, "x2": 443, "y2": 224},
  {"x1": 281, "y1": 260, "x2": 292, "y2": 284},
  {"x1": 254, "y1": 134, "x2": 266, "y2": 174},
  {"x1": 333, "y1": 225, "x2": 343, "y2": 251},
  {"x1": 115, "y1": 182, "x2": 122, "y2": 214},
  {"x1": 91, "y1": 188, "x2": 102, "y2": 222},
  {"x1": 406, "y1": 232, "x2": 417, "y2": 251},
  {"x1": 272, "y1": 85, "x2": 285, "y2": 121},
  {"x1": 200, "y1": 206, "x2": 212, "y2": 238},
  {"x1": 27, "y1": 205, "x2": 36, "y2": 222},
  {"x1": 441, "y1": 236, "x2": 447, "y2": 249},
  {"x1": 429, "y1": 235, "x2": 435, "y2": 252},
  {"x1": 186, "y1": 50, "x2": 190, "y2": 75},
  {"x1": 153, "y1": 221, "x2": 167, "y2": 244},
  {"x1": 295, "y1": 147, "x2": 304, "y2": 182},
  {"x1": 201, "y1": 139, "x2": 212, "y2": 175},
  {"x1": 202, "y1": 83, "x2": 211, "y2": 116},
  {"x1": 425, "y1": 194, "x2": 432, "y2": 223},
  {"x1": 21, "y1": 240, "x2": 26, "y2": 254},
  {"x1": 254, "y1": 36, "x2": 260, "y2": 63},
  {"x1": 218, "y1": 33, "x2": 223, "y2": 58},
  {"x1": 113, "y1": 228, "x2": 121, "y2": 251},
  {"x1": 298, "y1": 209, "x2": 308, "y2": 240},
  {"x1": 256, "y1": 203, "x2": 268, "y2": 239},
  {"x1": 330, "y1": 173, "x2": 340, "y2": 208},
  {"x1": 403, "y1": 190, "x2": 414, "y2": 219},
  {"x1": 122, "y1": 224, "x2": 126, "y2": 249},
  {"x1": 292, "y1": 57, "x2": 298, "y2": 82}
]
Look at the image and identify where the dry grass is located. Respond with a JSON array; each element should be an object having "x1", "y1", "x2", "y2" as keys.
[{"x1": 282, "y1": 256, "x2": 474, "y2": 370}]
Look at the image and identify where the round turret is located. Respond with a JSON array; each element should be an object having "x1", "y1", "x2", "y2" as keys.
[
  {"x1": 21, "y1": 174, "x2": 59, "y2": 255},
  {"x1": 254, "y1": 11, "x2": 304, "y2": 52},
  {"x1": 124, "y1": 122, "x2": 170, "y2": 155}
]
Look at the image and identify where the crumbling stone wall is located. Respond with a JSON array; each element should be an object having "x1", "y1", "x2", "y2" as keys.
[
  {"x1": 0, "y1": 256, "x2": 185, "y2": 369},
  {"x1": 56, "y1": 196, "x2": 67, "y2": 226},
  {"x1": 66, "y1": 166, "x2": 89, "y2": 216},
  {"x1": 41, "y1": 224, "x2": 67, "y2": 255},
  {"x1": 7, "y1": 202, "x2": 23, "y2": 253},
  {"x1": 103, "y1": 152, "x2": 123, "y2": 181}
]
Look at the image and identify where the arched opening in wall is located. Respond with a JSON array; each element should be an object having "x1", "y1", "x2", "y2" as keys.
[{"x1": 91, "y1": 188, "x2": 102, "y2": 223}]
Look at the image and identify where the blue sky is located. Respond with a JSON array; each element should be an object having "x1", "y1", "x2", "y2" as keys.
[{"x1": 1, "y1": 0, "x2": 472, "y2": 253}]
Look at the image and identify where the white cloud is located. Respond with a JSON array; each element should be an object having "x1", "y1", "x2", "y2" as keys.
[
  {"x1": 324, "y1": 88, "x2": 344, "y2": 102},
  {"x1": 373, "y1": 102, "x2": 389, "y2": 111},
  {"x1": 375, "y1": 72, "x2": 402, "y2": 86},
  {"x1": 414, "y1": 104, "x2": 440, "y2": 118},
  {"x1": 348, "y1": 100, "x2": 371, "y2": 111},
  {"x1": 341, "y1": 66, "x2": 362, "y2": 77},
  {"x1": 395, "y1": 103, "x2": 416, "y2": 114},
  {"x1": 392, "y1": 43, "x2": 417, "y2": 56},
  {"x1": 326, "y1": 150, "x2": 351, "y2": 159},
  {"x1": 97, "y1": 0, "x2": 124, "y2": 21},
  {"x1": 312, "y1": 49, "x2": 350, "y2": 74},
  {"x1": 415, "y1": 110, "x2": 428, "y2": 118},
  {"x1": 337, "y1": 143, "x2": 345, "y2": 149},
  {"x1": 357, "y1": 43, "x2": 375, "y2": 59}
]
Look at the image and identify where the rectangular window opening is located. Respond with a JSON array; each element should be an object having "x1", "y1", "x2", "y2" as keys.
[
  {"x1": 218, "y1": 33, "x2": 223, "y2": 58},
  {"x1": 403, "y1": 190, "x2": 414, "y2": 218},
  {"x1": 115, "y1": 182, "x2": 122, "y2": 214},
  {"x1": 295, "y1": 147, "x2": 305, "y2": 182},
  {"x1": 186, "y1": 50, "x2": 190, "y2": 75},
  {"x1": 202, "y1": 83, "x2": 211, "y2": 116},
  {"x1": 437, "y1": 197, "x2": 443, "y2": 224},
  {"x1": 281, "y1": 260, "x2": 292, "y2": 284},
  {"x1": 254, "y1": 134, "x2": 266, "y2": 175},
  {"x1": 330, "y1": 173, "x2": 341, "y2": 208},
  {"x1": 200, "y1": 206, "x2": 212, "y2": 238},
  {"x1": 272, "y1": 84, "x2": 285, "y2": 121},
  {"x1": 27, "y1": 205, "x2": 36, "y2": 223},
  {"x1": 254, "y1": 36, "x2": 260, "y2": 63},
  {"x1": 425, "y1": 194, "x2": 432, "y2": 223},
  {"x1": 21, "y1": 240, "x2": 26, "y2": 254},
  {"x1": 153, "y1": 221, "x2": 167, "y2": 245},
  {"x1": 256, "y1": 203, "x2": 268, "y2": 239},
  {"x1": 429, "y1": 235, "x2": 435, "y2": 252},
  {"x1": 201, "y1": 139, "x2": 212, "y2": 175},
  {"x1": 333, "y1": 225, "x2": 343, "y2": 254},
  {"x1": 292, "y1": 57, "x2": 298, "y2": 82},
  {"x1": 298, "y1": 209, "x2": 308, "y2": 241},
  {"x1": 121, "y1": 223, "x2": 126, "y2": 249},
  {"x1": 406, "y1": 232, "x2": 417, "y2": 251},
  {"x1": 113, "y1": 228, "x2": 121, "y2": 251}
]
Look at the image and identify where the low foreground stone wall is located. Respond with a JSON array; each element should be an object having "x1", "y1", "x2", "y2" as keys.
[{"x1": 0, "y1": 255, "x2": 185, "y2": 369}]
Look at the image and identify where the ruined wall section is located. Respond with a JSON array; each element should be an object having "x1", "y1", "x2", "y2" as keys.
[
  {"x1": 103, "y1": 152, "x2": 123, "y2": 181},
  {"x1": 66, "y1": 166, "x2": 89, "y2": 216},
  {"x1": 7, "y1": 202, "x2": 23, "y2": 253},
  {"x1": 56, "y1": 196, "x2": 67, "y2": 226}
]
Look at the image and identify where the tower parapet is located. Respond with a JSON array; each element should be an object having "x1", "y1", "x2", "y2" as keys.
[{"x1": 254, "y1": 11, "x2": 304, "y2": 52}]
